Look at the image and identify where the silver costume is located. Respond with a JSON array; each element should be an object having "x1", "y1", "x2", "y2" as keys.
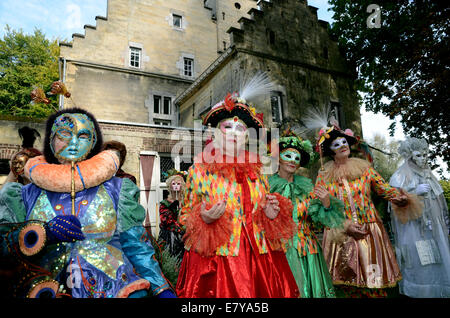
[{"x1": 389, "y1": 137, "x2": 450, "y2": 297}]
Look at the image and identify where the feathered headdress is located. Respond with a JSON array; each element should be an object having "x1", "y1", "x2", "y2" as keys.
[
  {"x1": 202, "y1": 71, "x2": 275, "y2": 131},
  {"x1": 302, "y1": 105, "x2": 360, "y2": 168}
]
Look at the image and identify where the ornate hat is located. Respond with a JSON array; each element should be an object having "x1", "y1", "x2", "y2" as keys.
[
  {"x1": 202, "y1": 92, "x2": 264, "y2": 131},
  {"x1": 316, "y1": 124, "x2": 359, "y2": 157},
  {"x1": 202, "y1": 72, "x2": 276, "y2": 131},
  {"x1": 278, "y1": 128, "x2": 316, "y2": 167},
  {"x1": 163, "y1": 169, "x2": 188, "y2": 183}
]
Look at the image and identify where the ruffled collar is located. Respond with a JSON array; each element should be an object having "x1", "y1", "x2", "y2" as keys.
[
  {"x1": 269, "y1": 173, "x2": 313, "y2": 200},
  {"x1": 320, "y1": 157, "x2": 371, "y2": 183},
  {"x1": 24, "y1": 150, "x2": 119, "y2": 193},
  {"x1": 194, "y1": 148, "x2": 262, "y2": 182}
]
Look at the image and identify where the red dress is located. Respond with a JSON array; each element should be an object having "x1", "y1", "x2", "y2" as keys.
[{"x1": 176, "y1": 157, "x2": 299, "y2": 298}]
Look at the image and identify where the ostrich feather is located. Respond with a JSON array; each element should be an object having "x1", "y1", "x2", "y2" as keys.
[{"x1": 239, "y1": 71, "x2": 277, "y2": 102}]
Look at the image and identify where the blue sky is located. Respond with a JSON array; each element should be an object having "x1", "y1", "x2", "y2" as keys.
[{"x1": 0, "y1": 1, "x2": 446, "y2": 175}]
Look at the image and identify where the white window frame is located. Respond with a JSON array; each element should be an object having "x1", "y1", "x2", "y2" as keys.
[
  {"x1": 183, "y1": 57, "x2": 194, "y2": 78},
  {"x1": 172, "y1": 14, "x2": 183, "y2": 29},
  {"x1": 271, "y1": 91, "x2": 283, "y2": 124},
  {"x1": 129, "y1": 47, "x2": 141, "y2": 68}
]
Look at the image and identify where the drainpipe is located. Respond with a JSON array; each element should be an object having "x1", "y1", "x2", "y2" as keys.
[{"x1": 59, "y1": 57, "x2": 67, "y2": 110}]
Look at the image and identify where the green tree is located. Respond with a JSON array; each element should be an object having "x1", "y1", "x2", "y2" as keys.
[
  {"x1": 439, "y1": 180, "x2": 450, "y2": 208},
  {"x1": 0, "y1": 25, "x2": 59, "y2": 118},
  {"x1": 328, "y1": 1, "x2": 449, "y2": 172},
  {"x1": 368, "y1": 134, "x2": 401, "y2": 181}
]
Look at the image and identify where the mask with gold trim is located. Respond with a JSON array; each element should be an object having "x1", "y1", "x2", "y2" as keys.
[{"x1": 50, "y1": 113, "x2": 97, "y2": 163}]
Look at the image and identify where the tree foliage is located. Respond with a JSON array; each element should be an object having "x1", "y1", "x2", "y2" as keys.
[
  {"x1": 368, "y1": 134, "x2": 401, "y2": 181},
  {"x1": 0, "y1": 26, "x2": 59, "y2": 118},
  {"x1": 439, "y1": 180, "x2": 450, "y2": 208},
  {"x1": 328, "y1": 0, "x2": 449, "y2": 171}
]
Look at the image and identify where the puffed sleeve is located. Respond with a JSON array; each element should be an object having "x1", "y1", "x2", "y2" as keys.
[
  {"x1": 178, "y1": 164, "x2": 201, "y2": 229},
  {"x1": 180, "y1": 164, "x2": 233, "y2": 257},
  {"x1": 0, "y1": 183, "x2": 48, "y2": 258},
  {"x1": 307, "y1": 195, "x2": 345, "y2": 229},
  {"x1": 117, "y1": 178, "x2": 172, "y2": 295},
  {"x1": 368, "y1": 167, "x2": 401, "y2": 200},
  {"x1": 0, "y1": 182, "x2": 27, "y2": 224},
  {"x1": 369, "y1": 167, "x2": 423, "y2": 224}
]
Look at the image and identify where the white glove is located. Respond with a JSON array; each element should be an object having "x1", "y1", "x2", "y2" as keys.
[{"x1": 415, "y1": 184, "x2": 431, "y2": 195}]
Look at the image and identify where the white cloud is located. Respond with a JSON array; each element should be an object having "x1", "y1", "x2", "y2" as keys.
[{"x1": 65, "y1": 3, "x2": 82, "y2": 30}]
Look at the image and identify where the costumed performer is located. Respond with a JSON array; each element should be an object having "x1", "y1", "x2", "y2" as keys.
[
  {"x1": 268, "y1": 128, "x2": 345, "y2": 297},
  {"x1": 305, "y1": 110, "x2": 423, "y2": 298},
  {"x1": 159, "y1": 169, "x2": 187, "y2": 260},
  {"x1": 175, "y1": 73, "x2": 299, "y2": 298},
  {"x1": 3, "y1": 126, "x2": 42, "y2": 187},
  {"x1": 0, "y1": 107, "x2": 175, "y2": 298},
  {"x1": 388, "y1": 137, "x2": 450, "y2": 297}
]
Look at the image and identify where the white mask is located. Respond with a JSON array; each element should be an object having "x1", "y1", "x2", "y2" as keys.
[
  {"x1": 214, "y1": 117, "x2": 248, "y2": 157},
  {"x1": 330, "y1": 137, "x2": 349, "y2": 151}
]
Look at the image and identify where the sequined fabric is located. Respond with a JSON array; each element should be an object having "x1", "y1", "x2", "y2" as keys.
[{"x1": 26, "y1": 181, "x2": 146, "y2": 298}]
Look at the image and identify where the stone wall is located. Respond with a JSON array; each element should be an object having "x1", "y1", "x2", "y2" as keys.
[
  {"x1": 178, "y1": 0, "x2": 361, "y2": 137},
  {"x1": 59, "y1": 0, "x2": 259, "y2": 125}
]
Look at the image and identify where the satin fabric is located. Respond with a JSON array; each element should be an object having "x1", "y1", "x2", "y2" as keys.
[
  {"x1": 176, "y1": 224, "x2": 299, "y2": 298},
  {"x1": 285, "y1": 245, "x2": 335, "y2": 298},
  {"x1": 323, "y1": 220, "x2": 402, "y2": 289}
]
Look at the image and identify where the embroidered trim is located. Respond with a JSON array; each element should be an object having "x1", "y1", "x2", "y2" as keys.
[{"x1": 18, "y1": 222, "x2": 47, "y2": 256}]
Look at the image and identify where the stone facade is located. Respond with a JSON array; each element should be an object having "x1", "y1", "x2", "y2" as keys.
[
  {"x1": 59, "y1": 0, "x2": 259, "y2": 125},
  {"x1": 178, "y1": 0, "x2": 360, "y2": 136},
  {"x1": 0, "y1": 0, "x2": 361, "y2": 235}
]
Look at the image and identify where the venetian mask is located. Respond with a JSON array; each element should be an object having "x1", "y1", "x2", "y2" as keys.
[
  {"x1": 171, "y1": 178, "x2": 182, "y2": 192},
  {"x1": 280, "y1": 148, "x2": 301, "y2": 167},
  {"x1": 11, "y1": 152, "x2": 29, "y2": 177},
  {"x1": 330, "y1": 137, "x2": 349, "y2": 152},
  {"x1": 411, "y1": 150, "x2": 428, "y2": 169},
  {"x1": 50, "y1": 113, "x2": 97, "y2": 163},
  {"x1": 214, "y1": 116, "x2": 248, "y2": 156}
]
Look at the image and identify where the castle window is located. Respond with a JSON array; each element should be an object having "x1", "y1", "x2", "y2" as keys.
[
  {"x1": 154, "y1": 95, "x2": 172, "y2": 115},
  {"x1": 129, "y1": 47, "x2": 141, "y2": 68},
  {"x1": 173, "y1": 14, "x2": 182, "y2": 29},
  {"x1": 184, "y1": 57, "x2": 194, "y2": 77},
  {"x1": 154, "y1": 119, "x2": 171, "y2": 126},
  {"x1": 271, "y1": 91, "x2": 283, "y2": 124},
  {"x1": 235, "y1": 2, "x2": 241, "y2": 9}
]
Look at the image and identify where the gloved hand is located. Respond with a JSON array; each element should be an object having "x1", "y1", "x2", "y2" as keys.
[
  {"x1": 416, "y1": 184, "x2": 431, "y2": 196},
  {"x1": 45, "y1": 215, "x2": 85, "y2": 244},
  {"x1": 155, "y1": 289, "x2": 177, "y2": 298}
]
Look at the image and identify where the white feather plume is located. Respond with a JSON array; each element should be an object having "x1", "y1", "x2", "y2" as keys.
[
  {"x1": 239, "y1": 71, "x2": 276, "y2": 102},
  {"x1": 302, "y1": 104, "x2": 334, "y2": 131}
]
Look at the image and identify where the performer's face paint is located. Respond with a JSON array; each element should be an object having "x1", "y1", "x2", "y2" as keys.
[
  {"x1": 279, "y1": 148, "x2": 301, "y2": 175},
  {"x1": 411, "y1": 150, "x2": 428, "y2": 169},
  {"x1": 50, "y1": 113, "x2": 97, "y2": 163},
  {"x1": 215, "y1": 117, "x2": 248, "y2": 157},
  {"x1": 331, "y1": 137, "x2": 350, "y2": 159}
]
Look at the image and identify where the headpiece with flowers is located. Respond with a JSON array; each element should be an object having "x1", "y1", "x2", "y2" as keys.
[
  {"x1": 163, "y1": 169, "x2": 188, "y2": 183},
  {"x1": 278, "y1": 128, "x2": 317, "y2": 168},
  {"x1": 202, "y1": 72, "x2": 275, "y2": 132}
]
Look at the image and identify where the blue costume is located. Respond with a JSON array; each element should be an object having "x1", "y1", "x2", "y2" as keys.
[{"x1": 0, "y1": 108, "x2": 175, "y2": 298}]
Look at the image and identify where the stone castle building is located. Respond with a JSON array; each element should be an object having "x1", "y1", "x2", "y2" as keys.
[{"x1": 0, "y1": 0, "x2": 360, "y2": 236}]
